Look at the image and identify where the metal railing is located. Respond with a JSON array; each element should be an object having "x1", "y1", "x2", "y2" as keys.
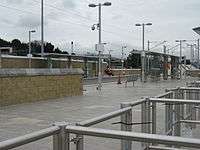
[{"x1": 1, "y1": 86, "x2": 200, "y2": 150}]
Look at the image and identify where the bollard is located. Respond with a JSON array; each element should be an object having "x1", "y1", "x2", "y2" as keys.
[
  {"x1": 121, "y1": 103, "x2": 132, "y2": 150},
  {"x1": 53, "y1": 122, "x2": 70, "y2": 150}
]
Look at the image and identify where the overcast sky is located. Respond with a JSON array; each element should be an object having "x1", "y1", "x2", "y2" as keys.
[{"x1": 0, "y1": 0, "x2": 199, "y2": 57}]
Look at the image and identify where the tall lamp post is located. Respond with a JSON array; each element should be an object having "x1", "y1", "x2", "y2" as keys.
[
  {"x1": 121, "y1": 46, "x2": 126, "y2": 69},
  {"x1": 175, "y1": 40, "x2": 186, "y2": 79},
  {"x1": 41, "y1": 0, "x2": 44, "y2": 56},
  {"x1": 89, "y1": 2, "x2": 111, "y2": 91},
  {"x1": 135, "y1": 23, "x2": 152, "y2": 82},
  {"x1": 108, "y1": 49, "x2": 113, "y2": 68},
  {"x1": 28, "y1": 30, "x2": 36, "y2": 68}
]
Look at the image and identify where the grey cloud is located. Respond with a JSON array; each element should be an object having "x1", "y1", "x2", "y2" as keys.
[
  {"x1": 16, "y1": 15, "x2": 42, "y2": 28},
  {"x1": 62, "y1": 0, "x2": 76, "y2": 9},
  {"x1": 112, "y1": 15, "x2": 123, "y2": 20},
  {"x1": 6, "y1": 0, "x2": 24, "y2": 4},
  {"x1": 2, "y1": 18, "x2": 14, "y2": 25}
]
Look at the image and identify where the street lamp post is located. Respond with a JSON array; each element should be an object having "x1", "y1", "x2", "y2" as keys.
[
  {"x1": 89, "y1": 2, "x2": 111, "y2": 91},
  {"x1": 197, "y1": 39, "x2": 200, "y2": 66},
  {"x1": 135, "y1": 23, "x2": 152, "y2": 82},
  {"x1": 28, "y1": 30, "x2": 36, "y2": 68},
  {"x1": 175, "y1": 40, "x2": 186, "y2": 79},
  {"x1": 108, "y1": 50, "x2": 113, "y2": 68},
  {"x1": 121, "y1": 46, "x2": 126, "y2": 70},
  {"x1": 41, "y1": 0, "x2": 44, "y2": 57}
]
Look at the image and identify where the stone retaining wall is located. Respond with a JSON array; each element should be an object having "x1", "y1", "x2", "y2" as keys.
[{"x1": 0, "y1": 69, "x2": 83, "y2": 106}]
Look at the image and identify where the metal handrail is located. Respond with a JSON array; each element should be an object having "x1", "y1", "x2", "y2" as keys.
[
  {"x1": 149, "y1": 98, "x2": 200, "y2": 104},
  {"x1": 78, "y1": 106, "x2": 132, "y2": 127},
  {"x1": 122, "y1": 99, "x2": 145, "y2": 107},
  {"x1": 155, "y1": 91, "x2": 173, "y2": 98},
  {"x1": 180, "y1": 87, "x2": 200, "y2": 90},
  {"x1": 66, "y1": 125, "x2": 200, "y2": 149},
  {"x1": 79, "y1": 99, "x2": 146, "y2": 127},
  {"x1": 149, "y1": 145, "x2": 184, "y2": 150},
  {"x1": 0, "y1": 126, "x2": 60, "y2": 150}
]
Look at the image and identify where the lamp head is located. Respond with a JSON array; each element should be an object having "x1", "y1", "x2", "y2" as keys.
[
  {"x1": 89, "y1": 4, "x2": 96, "y2": 7},
  {"x1": 146, "y1": 23, "x2": 152, "y2": 26},
  {"x1": 91, "y1": 25, "x2": 95, "y2": 30},
  {"x1": 135, "y1": 24, "x2": 141, "y2": 26},
  {"x1": 103, "y1": 2, "x2": 111, "y2": 6}
]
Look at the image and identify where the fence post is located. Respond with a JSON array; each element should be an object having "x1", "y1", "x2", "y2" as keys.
[
  {"x1": 179, "y1": 89, "x2": 185, "y2": 121},
  {"x1": 165, "y1": 102, "x2": 170, "y2": 134},
  {"x1": 53, "y1": 122, "x2": 70, "y2": 150},
  {"x1": 198, "y1": 89, "x2": 200, "y2": 120},
  {"x1": 141, "y1": 99, "x2": 149, "y2": 149},
  {"x1": 174, "y1": 104, "x2": 181, "y2": 137},
  {"x1": 168, "y1": 92, "x2": 174, "y2": 136},
  {"x1": 141, "y1": 100, "x2": 147, "y2": 134},
  {"x1": 152, "y1": 101, "x2": 156, "y2": 134},
  {"x1": 146, "y1": 98, "x2": 151, "y2": 134},
  {"x1": 191, "y1": 89, "x2": 197, "y2": 128},
  {"x1": 75, "y1": 123, "x2": 84, "y2": 150},
  {"x1": 121, "y1": 103, "x2": 132, "y2": 150}
]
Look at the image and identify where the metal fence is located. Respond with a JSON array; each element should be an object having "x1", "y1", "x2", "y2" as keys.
[{"x1": 1, "y1": 87, "x2": 200, "y2": 150}]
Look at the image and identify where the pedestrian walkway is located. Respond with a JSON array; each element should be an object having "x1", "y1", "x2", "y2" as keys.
[{"x1": 0, "y1": 78, "x2": 195, "y2": 150}]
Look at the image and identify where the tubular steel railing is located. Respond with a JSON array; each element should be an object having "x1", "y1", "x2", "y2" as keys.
[{"x1": 1, "y1": 86, "x2": 200, "y2": 150}]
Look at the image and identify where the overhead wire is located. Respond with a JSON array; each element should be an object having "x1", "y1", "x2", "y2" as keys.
[
  {"x1": 31, "y1": 0, "x2": 132, "y2": 33},
  {"x1": 0, "y1": 1, "x2": 138, "y2": 47}
]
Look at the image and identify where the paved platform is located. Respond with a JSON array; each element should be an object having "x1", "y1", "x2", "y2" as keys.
[{"x1": 0, "y1": 78, "x2": 197, "y2": 150}]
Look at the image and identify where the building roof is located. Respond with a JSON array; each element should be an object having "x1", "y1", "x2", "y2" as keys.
[
  {"x1": 193, "y1": 27, "x2": 200, "y2": 35},
  {"x1": 130, "y1": 49, "x2": 179, "y2": 58}
]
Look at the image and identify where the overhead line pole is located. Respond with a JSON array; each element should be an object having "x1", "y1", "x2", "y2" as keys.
[
  {"x1": 41, "y1": 0, "x2": 44, "y2": 56},
  {"x1": 197, "y1": 39, "x2": 200, "y2": 66}
]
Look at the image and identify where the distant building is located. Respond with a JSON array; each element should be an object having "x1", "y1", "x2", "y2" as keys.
[
  {"x1": 0, "y1": 47, "x2": 13, "y2": 54},
  {"x1": 193, "y1": 27, "x2": 200, "y2": 35}
]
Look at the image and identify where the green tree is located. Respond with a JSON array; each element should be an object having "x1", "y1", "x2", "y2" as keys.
[
  {"x1": 126, "y1": 53, "x2": 141, "y2": 68},
  {"x1": 44, "y1": 42, "x2": 54, "y2": 53},
  {"x1": 0, "y1": 38, "x2": 11, "y2": 47},
  {"x1": 54, "y1": 47, "x2": 61, "y2": 53},
  {"x1": 11, "y1": 39, "x2": 21, "y2": 50}
]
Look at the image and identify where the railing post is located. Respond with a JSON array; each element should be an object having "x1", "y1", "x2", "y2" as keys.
[
  {"x1": 53, "y1": 122, "x2": 70, "y2": 150},
  {"x1": 174, "y1": 104, "x2": 181, "y2": 137},
  {"x1": 146, "y1": 98, "x2": 151, "y2": 134},
  {"x1": 75, "y1": 123, "x2": 84, "y2": 150},
  {"x1": 141, "y1": 101, "x2": 146, "y2": 134},
  {"x1": 121, "y1": 103, "x2": 132, "y2": 150},
  {"x1": 169, "y1": 92, "x2": 174, "y2": 136},
  {"x1": 151, "y1": 101, "x2": 156, "y2": 134},
  {"x1": 180, "y1": 89, "x2": 185, "y2": 121},
  {"x1": 191, "y1": 89, "x2": 197, "y2": 128},
  {"x1": 165, "y1": 102, "x2": 170, "y2": 134},
  {"x1": 141, "y1": 99, "x2": 150, "y2": 149},
  {"x1": 198, "y1": 89, "x2": 200, "y2": 120}
]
